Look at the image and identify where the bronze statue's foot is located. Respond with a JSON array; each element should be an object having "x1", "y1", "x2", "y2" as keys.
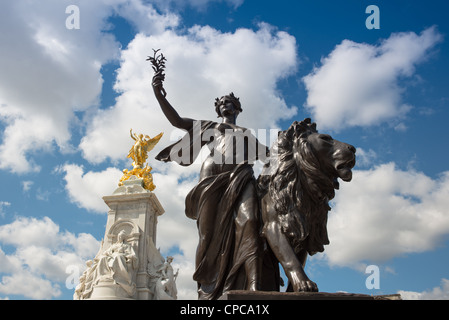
[{"x1": 246, "y1": 280, "x2": 259, "y2": 291}]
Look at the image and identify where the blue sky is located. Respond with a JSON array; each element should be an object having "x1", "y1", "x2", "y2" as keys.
[{"x1": 0, "y1": 0, "x2": 449, "y2": 300}]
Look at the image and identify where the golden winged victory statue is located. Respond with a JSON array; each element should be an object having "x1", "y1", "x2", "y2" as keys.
[{"x1": 119, "y1": 129, "x2": 163, "y2": 191}]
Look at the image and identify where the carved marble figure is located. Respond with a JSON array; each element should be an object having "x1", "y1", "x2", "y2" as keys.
[
  {"x1": 146, "y1": 236, "x2": 178, "y2": 300},
  {"x1": 74, "y1": 231, "x2": 138, "y2": 299}
]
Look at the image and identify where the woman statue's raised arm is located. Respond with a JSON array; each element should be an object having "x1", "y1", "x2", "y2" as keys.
[{"x1": 149, "y1": 50, "x2": 194, "y2": 132}]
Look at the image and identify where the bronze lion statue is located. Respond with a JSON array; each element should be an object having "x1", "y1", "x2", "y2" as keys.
[{"x1": 258, "y1": 118, "x2": 356, "y2": 292}]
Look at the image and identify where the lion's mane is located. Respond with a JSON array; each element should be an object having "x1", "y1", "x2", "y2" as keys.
[{"x1": 258, "y1": 119, "x2": 336, "y2": 256}]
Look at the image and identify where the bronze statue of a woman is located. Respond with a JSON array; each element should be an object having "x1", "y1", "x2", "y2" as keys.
[{"x1": 150, "y1": 51, "x2": 268, "y2": 300}]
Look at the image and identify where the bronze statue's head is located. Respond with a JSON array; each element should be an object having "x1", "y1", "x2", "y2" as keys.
[{"x1": 214, "y1": 92, "x2": 242, "y2": 118}]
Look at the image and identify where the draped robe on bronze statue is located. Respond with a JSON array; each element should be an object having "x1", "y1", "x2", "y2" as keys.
[{"x1": 156, "y1": 120, "x2": 264, "y2": 300}]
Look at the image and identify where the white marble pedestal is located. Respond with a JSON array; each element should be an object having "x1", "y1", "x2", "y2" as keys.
[{"x1": 74, "y1": 177, "x2": 176, "y2": 300}]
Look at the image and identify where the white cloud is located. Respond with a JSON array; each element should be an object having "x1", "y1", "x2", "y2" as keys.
[
  {"x1": 22, "y1": 181, "x2": 34, "y2": 192},
  {"x1": 303, "y1": 27, "x2": 442, "y2": 131},
  {"x1": 61, "y1": 164, "x2": 123, "y2": 213},
  {"x1": 109, "y1": 0, "x2": 179, "y2": 35},
  {"x1": 0, "y1": 1, "x2": 116, "y2": 172},
  {"x1": 152, "y1": 173, "x2": 199, "y2": 258},
  {"x1": 189, "y1": 0, "x2": 244, "y2": 8},
  {"x1": 79, "y1": 23, "x2": 297, "y2": 165},
  {"x1": 16, "y1": 246, "x2": 82, "y2": 283},
  {"x1": 0, "y1": 271, "x2": 61, "y2": 300},
  {"x1": 399, "y1": 278, "x2": 449, "y2": 300},
  {"x1": 0, "y1": 0, "x2": 178, "y2": 173},
  {"x1": 0, "y1": 216, "x2": 100, "y2": 299},
  {"x1": 0, "y1": 216, "x2": 99, "y2": 258},
  {"x1": 153, "y1": 0, "x2": 244, "y2": 11},
  {"x1": 0, "y1": 202, "x2": 11, "y2": 218},
  {"x1": 354, "y1": 148, "x2": 378, "y2": 168},
  {"x1": 324, "y1": 163, "x2": 449, "y2": 269},
  {"x1": 0, "y1": 216, "x2": 60, "y2": 248},
  {"x1": 0, "y1": 247, "x2": 21, "y2": 274}
]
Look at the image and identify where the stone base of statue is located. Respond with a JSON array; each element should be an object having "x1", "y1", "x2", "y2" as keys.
[
  {"x1": 219, "y1": 290, "x2": 401, "y2": 300},
  {"x1": 88, "y1": 280, "x2": 135, "y2": 300},
  {"x1": 74, "y1": 176, "x2": 178, "y2": 300}
]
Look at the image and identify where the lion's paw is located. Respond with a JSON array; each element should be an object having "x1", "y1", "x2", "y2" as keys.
[{"x1": 295, "y1": 280, "x2": 318, "y2": 292}]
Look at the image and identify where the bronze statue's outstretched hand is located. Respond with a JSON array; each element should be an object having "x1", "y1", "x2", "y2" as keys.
[
  {"x1": 152, "y1": 73, "x2": 167, "y2": 97},
  {"x1": 148, "y1": 49, "x2": 167, "y2": 97}
]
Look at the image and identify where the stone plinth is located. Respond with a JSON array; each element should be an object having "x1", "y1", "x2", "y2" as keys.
[
  {"x1": 74, "y1": 177, "x2": 178, "y2": 300},
  {"x1": 88, "y1": 280, "x2": 134, "y2": 300},
  {"x1": 101, "y1": 178, "x2": 165, "y2": 300},
  {"x1": 219, "y1": 290, "x2": 401, "y2": 300}
]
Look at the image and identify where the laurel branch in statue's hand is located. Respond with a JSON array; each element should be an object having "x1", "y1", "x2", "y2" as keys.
[{"x1": 147, "y1": 49, "x2": 167, "y2": 97}]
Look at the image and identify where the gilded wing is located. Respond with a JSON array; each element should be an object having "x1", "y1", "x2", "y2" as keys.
[
  {"x1": 143, "y1": 132, "x2": 164, "y2": 153},
  {"x1": 127, "y1": 145, "x2": 136, "y2": 161},
  {"x1": 128, "y1": 128, "x2": 137, "y2": 161}
]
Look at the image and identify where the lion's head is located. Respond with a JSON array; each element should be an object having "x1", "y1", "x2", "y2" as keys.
[
  {"x1": 289, "y1": 118, "x2": 356, "y2": 194},
  {"x1": 258, "y1": 118, "x2": 356, "y2": 255}
]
